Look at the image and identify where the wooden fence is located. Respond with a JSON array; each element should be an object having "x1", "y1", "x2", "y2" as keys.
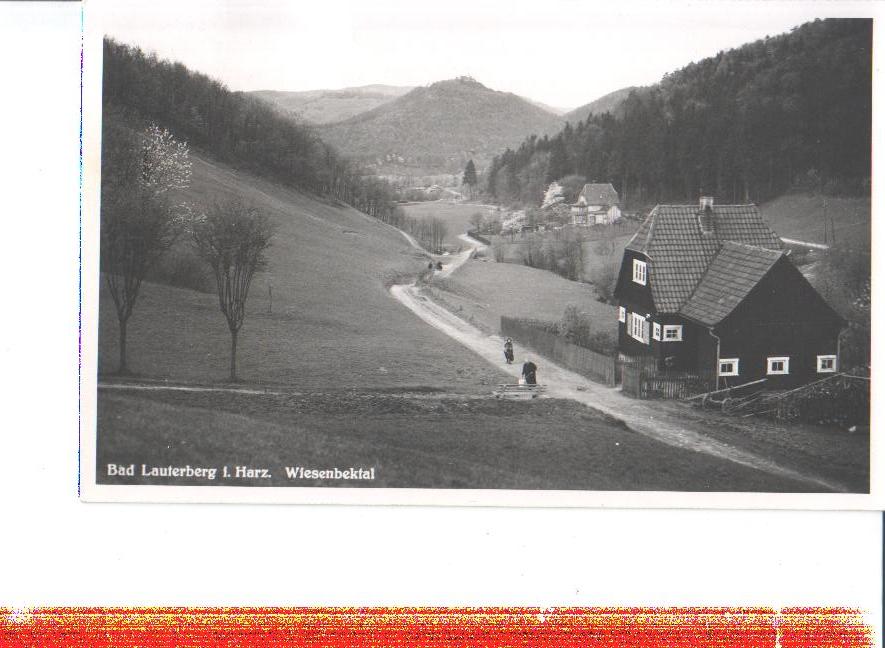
[
  {"x1": 620, "y1": 355, "x2": 715, "y2": 400},
  {"x1": 500, "y1": 317, "x2": 617, "y2": 387},
  {"x1": 466, "y1": 230, "x2": 492, "y2": 246}
]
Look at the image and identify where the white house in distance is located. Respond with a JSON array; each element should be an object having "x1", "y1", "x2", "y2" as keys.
[
  {"x1": 541, "y1": 181, "x2": 565, "y2": 208},
  {"x1": 571, "y1": 183, "x2": 622, "y2": 225}
]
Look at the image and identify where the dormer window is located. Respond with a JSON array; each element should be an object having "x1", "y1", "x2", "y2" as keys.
[{"x1": 632, "y1": 259, "x2": 647, "y2": 285}]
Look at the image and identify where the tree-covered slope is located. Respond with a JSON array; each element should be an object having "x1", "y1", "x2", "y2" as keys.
[
  {"x1": 563, "y1": 86, "x2": 637, "y2": 124},
  {"x1": 102, "y1": 38, "x2": 403, "y2": 221},
  {"x1": 489, "y1": 19, "x2": 872, "y2": 208}
]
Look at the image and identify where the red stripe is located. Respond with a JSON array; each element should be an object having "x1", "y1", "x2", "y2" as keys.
[{"x1": 0, "y1": 607, "x2": 870, "y2": 648}]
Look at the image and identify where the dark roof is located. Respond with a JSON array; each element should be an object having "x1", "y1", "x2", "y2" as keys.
[
  {"x1": 579, "y1": 183, "x2": 619, "y2": 205},
  {"x1": 625, "y1": 204, "x2": 783, "y2": 313},
  {"x1": 680, "y1": 242, "x2": 784, "y2": 326}
]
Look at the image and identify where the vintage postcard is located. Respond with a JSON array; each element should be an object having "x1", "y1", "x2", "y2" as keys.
[{"x1": 80, "y1": 0, "x2": 881, "y2": 506}]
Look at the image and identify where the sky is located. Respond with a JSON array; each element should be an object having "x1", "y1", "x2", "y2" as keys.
[{"x1": 95, "y1": 0, "x2": 878, "y2": 110}]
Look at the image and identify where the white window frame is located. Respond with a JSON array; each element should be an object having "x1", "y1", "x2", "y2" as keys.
[
  {"x1": 662, "y1": 325, "x2": 683, "y2": 342},
  {"x1": 767, "y1": 356, "x2": 790, "y2": 375},
  {"x1": 632, "y1": 259, "x2": 647, "y2": 285},
  {"x1": 652, "y1": 322, "x2": 661, "y2": 341},
  {"x1": 629, "y1": 312, "x2": 649, "y2": 344},
  {"x1": 618, "y1": 306, "x2": 626, "y2": 323},
  {"x1": 718, "y1": 358, "x2": 739, "y2": 376},
  {"x1": 817, "y1": 355, "x2": 837, "y2": 373}
]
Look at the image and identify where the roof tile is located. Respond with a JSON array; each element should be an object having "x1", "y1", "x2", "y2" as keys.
[
  {"x1": 580, "y1": 183, "x2": 619, "y2": 205},
  {"x1": 680, "y1": 242, "x2": 784, "y2": 326},
  {"x1": 625, "y1": 204, "x2": 783, "y2": 313}
]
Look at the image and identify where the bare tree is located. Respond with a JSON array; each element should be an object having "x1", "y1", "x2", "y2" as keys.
[
  {"x1": 192, "y1": 199, "x2": 275, "y2": 381},
  {"x1": 468, "y1": 211, "x2": 485, "y2": 232},
  {"x1": 101, "y1": 191, "x2": 181, "y2": 373},
  {"x1": 100, "y1": 121, "x2": 191, "y2": 373},
  {"x1": 429, "y1": 217, "x2": 448, "y2": 253}
]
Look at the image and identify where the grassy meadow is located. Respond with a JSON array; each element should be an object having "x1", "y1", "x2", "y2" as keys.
[
  {"x1": 399, "y1": 201, "x2": 498, "y2": 247},
  {"x1": 760, "y1": 193, "x2": 871, "y2": 246},
  {"x1": 98, "y1": 154, "x2": 509, "y2": 391},
  {"x1": 423, "y1": 258, "x2": 616, "y2": 335},
  {"x1": 97, "y1": 390, "x2": 823, "y2": 492}
]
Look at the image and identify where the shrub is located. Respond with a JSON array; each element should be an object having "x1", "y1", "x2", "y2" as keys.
[{"x1": 557, "y1": 305, "x2": 617, "y2": 355}]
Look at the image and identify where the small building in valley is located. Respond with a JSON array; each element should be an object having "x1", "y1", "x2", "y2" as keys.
[
  {"x1": 613, "y1": 197, "x2": 844, "y2": 389},
  {"x1": 571, "y1": 183, "x2": 622, "y2": 226}
]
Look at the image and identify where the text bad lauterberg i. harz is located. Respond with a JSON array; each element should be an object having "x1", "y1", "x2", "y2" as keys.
[{"x1": 106, "y1": 464, "x2": 376, "y2": 481}]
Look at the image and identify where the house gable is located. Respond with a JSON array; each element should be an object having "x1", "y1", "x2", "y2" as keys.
[
  {"x1": 680, "y1": 242, "x2": 784, "y2": 326},
  {"x1": 721, "y1": 255, "x2": 845, "y2": 331},
  {"x1": 614, "y1": 249, "x2": 655, "y2": 313},
  {"x1": 579, "y1": 183, "x2": 619, "y2": 207},
  {"x1": 711, "y1": 257, "x2": 845, "y2": 385}
]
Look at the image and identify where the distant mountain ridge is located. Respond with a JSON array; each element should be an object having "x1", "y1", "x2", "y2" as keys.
[
  {"x1": 564, "y1": 86, "x2": 638, "y2": 123},
  {"x1": 250, "y1": 85, "x2": 413, "y2": 124},
  {"x1": 317, "y1": 76, "x2": 566, "y2": 175}
]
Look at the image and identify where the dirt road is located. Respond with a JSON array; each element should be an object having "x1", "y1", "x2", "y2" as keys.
[{"x1": 389, "y1": 235, "x2": 848, "y2": 493}]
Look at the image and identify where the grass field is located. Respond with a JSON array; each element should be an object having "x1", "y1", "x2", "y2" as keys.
[
  {"x1": 97, "y1": 390, "x2": 827, "y2": 492},
  {"x1": 760, "y1": 193, "x2": 871, "y2": 246},
  {"x1": 581, "y1": 233, "x2": 632, "y2": 278},
  {"x1": 423, "y1": 258, "x2": 616, "y2": 335},
  {"x1": 400, "y1": 201, "x2": 498, "y2": 247},
  {"x1": 98, "y1": 155, "x2": 508, "y2": 390},
  {"x1": 488, "y1": 229, "x2": 633, "y2": 288}
]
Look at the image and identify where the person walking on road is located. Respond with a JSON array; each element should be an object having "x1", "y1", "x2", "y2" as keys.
[
  {"x1": 503, "y1": 338, "x2": 514, "y2": 364},
  {"x1": 521, "y1": 358, "x2": 538, "y2": 385}
]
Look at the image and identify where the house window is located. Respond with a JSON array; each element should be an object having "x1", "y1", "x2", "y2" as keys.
[
  {"x1": 719, "y1": 358, "x2": 739, "y2": 376},
  {"x1": 632, "y1": 259, "x2": 647, "y2": 285},
  {"x1": 662, "y1": 325, "x2": 683, "y2": 341},
  {"x1": 767, "y1": 356, "x2": 790, "y2": 375},
  {"x1": 629, "y1": 312, "x2": 649, "y2": 344},
  {"x1": 618, "y1": 306, "x2": 626, "y2": 323},
  {"x1": 653, "y1": 323, "x2": 661, "y2": 340},
  {"x1": 817, "y1": 355, "x2": 837, "y2": 373}
]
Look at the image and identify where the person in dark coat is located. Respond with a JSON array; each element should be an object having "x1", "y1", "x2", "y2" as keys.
[
  {"x1": 503, "y1": 338, "x2": 514, "y2": 364},
  {"x1": 521, "y1": 358, "x2": 538, "y2": 385},
  {"x1": 436, "y1": 261, "x2": 443, "y2": 270}
]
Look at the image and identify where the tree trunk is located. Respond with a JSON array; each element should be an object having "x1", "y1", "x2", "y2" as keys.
[
  {"x1": 118, "y1": 317, "x2": 128, "y2": 375},
  {"x1": 229, "y1": 328, "x2": 238, "y2": 382}
]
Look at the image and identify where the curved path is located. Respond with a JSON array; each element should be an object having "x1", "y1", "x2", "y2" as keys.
[{"x1": 389, "y1": 234, "x2": 847, "y2": 493}]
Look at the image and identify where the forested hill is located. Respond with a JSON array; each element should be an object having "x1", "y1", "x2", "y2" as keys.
[
  {"x1": 102, "y1": 39, "x2": 398, "y2": 218},
  {"x1": 317, "y1": 76, "x2": 565, "y2": 175},
  {"x1": 488, "y1": 19, "x2": 872, "y2": 208},
  {"x1": 563, "y1": 86, "x2": 637, "y2": 124}
]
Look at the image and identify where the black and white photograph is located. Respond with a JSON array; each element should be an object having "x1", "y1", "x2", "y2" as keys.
[{"x1": 81, "y1": 0, "x2": 878, "y2": 505}]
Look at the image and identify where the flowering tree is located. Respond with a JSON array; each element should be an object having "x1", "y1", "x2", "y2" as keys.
[
  {"x1": 139, "y1": 124, "x2": 193, "y2": 196},
  {"x1": 100, "y1": 122, "x2": 192, "y2": 373}
]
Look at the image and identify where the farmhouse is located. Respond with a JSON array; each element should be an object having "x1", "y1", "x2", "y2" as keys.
[
  {"x1": 613, "y1": 197, "x2": 844, "y2": 388},
  {"x1": 571, "y1": 183, "x2": 622, "y2": 226}
]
